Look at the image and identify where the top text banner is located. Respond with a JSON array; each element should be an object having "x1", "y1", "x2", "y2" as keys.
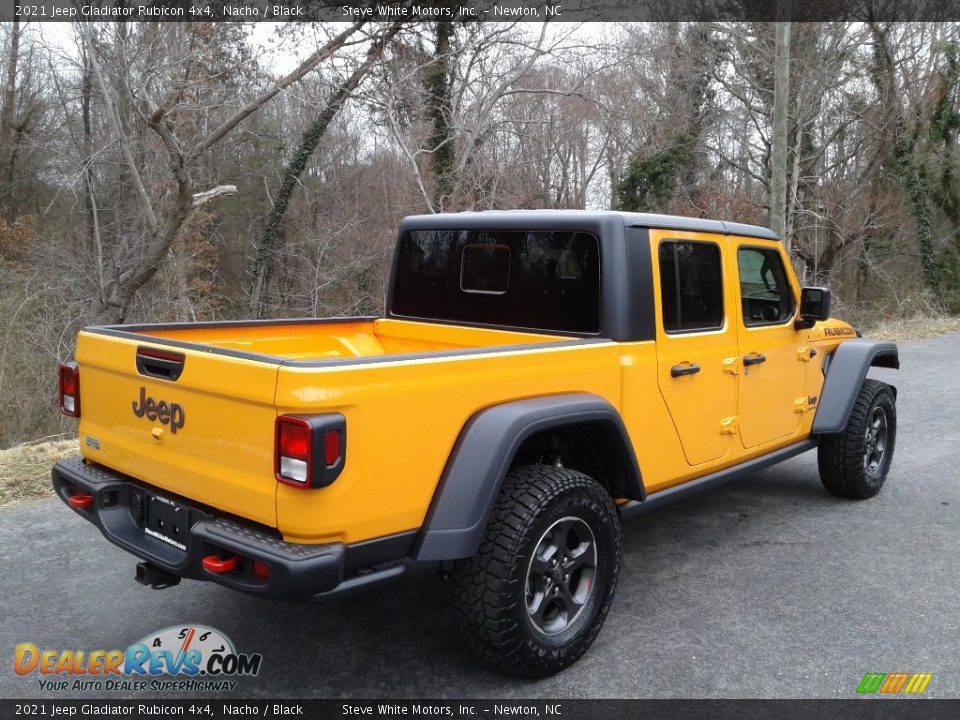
[{"x1": 2, "y1": 0, "x2": 959, "y2": 22}]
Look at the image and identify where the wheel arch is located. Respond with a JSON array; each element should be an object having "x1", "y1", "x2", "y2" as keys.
[
  {"x1": 812, "y1": 339, "x2": 899, "y2": 435},
  {"x1": 412, "y1": 393, "x2": 643, "y2": 562}
]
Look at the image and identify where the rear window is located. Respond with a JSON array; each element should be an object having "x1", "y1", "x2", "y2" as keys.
[{"x1": 391, "y1": 229, "x2": 602, "y2": 334}]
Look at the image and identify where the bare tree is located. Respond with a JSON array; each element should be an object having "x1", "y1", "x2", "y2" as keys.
[
  {"x1": 770, "y1": 20, "x2": 790, "y2": 242},
  {"x1": 3, "y1": 21, "x2": 960, "y2": 448},
  {"x1": 0, "y1": 17, "x2": 20, "y2": 219},
  {"x1": 249, "y1": 22, "x2": 405, "y2": 318},
  {"x1": 79, "y1": 21, "x2": 368, "y2": 322},
  {"x1": 372, "y1": 23, "x2": 597, "y2": 212}
]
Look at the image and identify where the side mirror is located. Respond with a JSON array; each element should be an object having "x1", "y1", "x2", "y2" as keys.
[{"x1": 795, "y1": 287, "x2": 831, "y2": 330}]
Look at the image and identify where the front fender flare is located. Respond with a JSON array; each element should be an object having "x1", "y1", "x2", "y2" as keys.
[
  {"x1": 413, "y1": 393, "x2": 643, "y2": 562},
  {"x1": 811, "y1": 339, "x2": 899, "y2": 434}
]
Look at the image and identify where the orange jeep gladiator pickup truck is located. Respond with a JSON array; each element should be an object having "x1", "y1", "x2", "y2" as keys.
[{"x1": 53, "y1": 210, "x2": 898, "y2": 677}]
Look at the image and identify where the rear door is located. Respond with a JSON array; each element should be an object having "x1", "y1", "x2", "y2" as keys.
[
  {"x1": 75, "y1": 331, "x2": 280, "y2": 527},
  {"x1": 652, "y1": 231, "x2": 740, "y2": 466},
  {"x1": 731, "y1": 240, "x2": 808, "y2": 448}
]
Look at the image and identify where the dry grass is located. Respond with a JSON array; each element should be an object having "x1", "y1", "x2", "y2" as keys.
[
  {"x1": 0, "y1": 438, "x2": 78, "y2": 508},
  {"x1": 863, "y1": 315, "x2": 960, "y2": 342}
]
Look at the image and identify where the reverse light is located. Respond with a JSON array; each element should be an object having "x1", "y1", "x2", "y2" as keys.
[
  {"x1": 58, "y1": 362, "x2": 80, "y2": 418},
  {"x1": 275, "y1": 414, "x2": 346, "y2": 489}
]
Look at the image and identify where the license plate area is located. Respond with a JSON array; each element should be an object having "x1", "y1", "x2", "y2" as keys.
[{"x1": 144, "y1": 494, "x2": 190, "y2": 552}]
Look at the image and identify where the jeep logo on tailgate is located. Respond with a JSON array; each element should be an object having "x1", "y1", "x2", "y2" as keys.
[{"x1": 132, "y1": 387, "x2": 185, "y2": 434}]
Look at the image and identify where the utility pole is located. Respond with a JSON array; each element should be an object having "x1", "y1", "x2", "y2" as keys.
[{"x1": 770, "y1": 10, "x2": 791, "y2": 248}]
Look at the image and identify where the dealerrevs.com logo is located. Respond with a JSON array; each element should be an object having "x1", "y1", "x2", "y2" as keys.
[{"x1": 14, "y1": 625, "x2": 261, "y2": 693}]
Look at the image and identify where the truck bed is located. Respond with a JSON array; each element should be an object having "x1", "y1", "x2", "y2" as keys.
[
  {"x1": 128, "y1": 317, "x2": 568, "y2": 362},
  {"x1": 75, "y1": 317, "x2": 621, "y2": 542}
]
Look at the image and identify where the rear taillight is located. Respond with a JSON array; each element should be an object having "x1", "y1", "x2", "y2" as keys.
[
  {"x1": 275, "y1": 414, "x2": 346, "y2": 489},
  {"x1": 277, "y1": 417, "x2": 311, "y2": 485},
  {"x1": 59, "y1": 362, "x2": 80, "y2": 418}
]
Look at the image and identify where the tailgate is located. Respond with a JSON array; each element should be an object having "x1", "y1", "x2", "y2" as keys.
[{"x1": 74, "y1": 330, "x2": 280, "y2": 528}]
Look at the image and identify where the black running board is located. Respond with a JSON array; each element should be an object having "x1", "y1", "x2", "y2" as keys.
[{"x1": 619, "y1": 439, "x2": 817, "y2": 519}]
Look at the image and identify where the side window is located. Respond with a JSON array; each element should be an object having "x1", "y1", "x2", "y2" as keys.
[
  {"x1": 658, "y1": 241, "x2": 724, "y2": 333},
  {"x1": 737, "y1": 247, "x2": 795, "y2": 325}
]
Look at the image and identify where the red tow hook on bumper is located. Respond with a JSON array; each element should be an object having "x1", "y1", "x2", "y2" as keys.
[
  {"x1": 67, "y1": 491, "x2": 94, "y2": 509},
  {"x1": 202, "y1": 555, "x2": 239, "y2": 574}
]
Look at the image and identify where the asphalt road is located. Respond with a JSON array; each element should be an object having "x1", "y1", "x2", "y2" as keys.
[{"x1": 2, "y1": 332, "x2": 958, "y2": 700}]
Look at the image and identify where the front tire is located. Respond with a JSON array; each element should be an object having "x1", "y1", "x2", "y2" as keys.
[
  {"x1": 451, "y1": 465, "x2": 621, "y2": 678},
  {"x1": 818, "y1": 379, "x2": 897, "y2": 499}
]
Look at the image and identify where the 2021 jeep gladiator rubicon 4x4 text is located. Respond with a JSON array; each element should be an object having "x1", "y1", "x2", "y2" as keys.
[{"x1": 53, "y1": 210, "x2": 898, "y2": 677}]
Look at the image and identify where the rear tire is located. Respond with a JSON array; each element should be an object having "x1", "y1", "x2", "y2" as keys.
[
  {"x1": 818, "y1": 379, "x2": 897, "y2": 499},
  {"x1": 451, "y1": 465, "x2": 621, "y2": 678}
]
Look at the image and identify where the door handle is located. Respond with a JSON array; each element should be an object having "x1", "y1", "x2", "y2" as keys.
[
  {"x1": 671, "y1": 363, "x2": 701, "y2": 377},
  {"x1": 743, "y1": 354, "x2": 767, "y2": 366}
]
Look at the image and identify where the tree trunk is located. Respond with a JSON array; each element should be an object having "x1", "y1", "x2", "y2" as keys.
[
  {"x1": 249, "y1": 23, "x2": 403, "y2": 319},
  {"x1": 425, "y1": 21, "x2": 454, "y2": 211},
  {"x1": 96, "y1": 188, "x2": 195, "y2": 324},
  {"x1": 0, "y1": 17, "x2": 21, "y2": 219},
  {"x1": 81, "y1": 47, "x2": 105, "y2": 301},
  {"x1": 868, "y1": 22, "x2": 938, "y2": 293},
  {"x1": 81, "y1": 23, "x2": 367, "y2": 323},
  {"x1": 770, "y1": 19, "x2": 791, "y2": 245}
]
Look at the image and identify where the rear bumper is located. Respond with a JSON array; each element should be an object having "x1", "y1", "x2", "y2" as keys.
[{"x1": 52, "y1": 457, "x2": 410, "y2": 600}]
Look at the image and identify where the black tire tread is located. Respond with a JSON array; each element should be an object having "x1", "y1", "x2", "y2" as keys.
[
  {"x1": 818, "y1": 379, "x2": 896, "y2": 499},
  {"x1": 451, "y1": 465, "x2": 620, "y2": 678}
]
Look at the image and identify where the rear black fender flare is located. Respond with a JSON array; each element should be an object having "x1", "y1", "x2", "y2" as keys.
[
  {"x1": 811, "y1": 339, "x2": 899, "y2": 435},
  {"x1": 413, "y1": 393, "x2": 643, "y2": 562}
]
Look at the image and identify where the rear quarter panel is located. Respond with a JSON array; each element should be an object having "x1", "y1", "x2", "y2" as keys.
[{"x1": 274, "y1": 342, "x2": 623, "y2": 544}]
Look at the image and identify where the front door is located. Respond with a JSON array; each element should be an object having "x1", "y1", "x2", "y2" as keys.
[
  {"x1": 653, "y1": 231, "x2": 739, "y2": 466},
  {"x1": 732, "y1": 240, "x2": 808, "y2": 448}
]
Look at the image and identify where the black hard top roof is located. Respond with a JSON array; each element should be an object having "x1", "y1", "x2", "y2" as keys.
[{"x1": 398, "y1": 209, "x2": 779, "y2": 241}]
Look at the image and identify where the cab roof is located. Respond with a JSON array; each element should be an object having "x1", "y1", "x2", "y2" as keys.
[{"x1": 399, "y1": 209, "x2": 779, "y2": 241}]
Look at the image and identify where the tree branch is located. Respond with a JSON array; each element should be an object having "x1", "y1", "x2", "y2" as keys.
[
  {"x1": 192, "y1": 184, "x2": 238, "y2": 207},
  {"x1": 189, "y1": 22, "x2": 367, "y2": 161},
  {"x1": 79, "y1": 23, "x2": 159, "y2": 234}
]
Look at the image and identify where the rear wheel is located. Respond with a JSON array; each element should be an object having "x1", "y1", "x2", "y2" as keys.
[
  {"x1": 818, "y1": 379, "x2": 897, "y2": 499},
  {"x1": 451, "y1": 465, "x2": 620, "y2": 678}
]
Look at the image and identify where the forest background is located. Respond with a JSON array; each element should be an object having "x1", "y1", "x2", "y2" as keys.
[{"x1": 1, "y1": 19, "x2": 959, "y2": 449}]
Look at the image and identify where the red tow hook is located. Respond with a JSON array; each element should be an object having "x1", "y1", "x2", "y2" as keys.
[
  {"x1": 202, "y1": 555, "x2": 239, "y2": 574},
  {"x1": 68, "y1": 491, "x2": 94, "y2": 510}
]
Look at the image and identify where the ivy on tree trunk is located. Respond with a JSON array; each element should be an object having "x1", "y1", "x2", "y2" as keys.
[
  {"x1": 424, "y1": 20, "x2": 455, "y2": 211},
  {"x1": 249, "y1": 24, "x2": 404, "y2": 319}
]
